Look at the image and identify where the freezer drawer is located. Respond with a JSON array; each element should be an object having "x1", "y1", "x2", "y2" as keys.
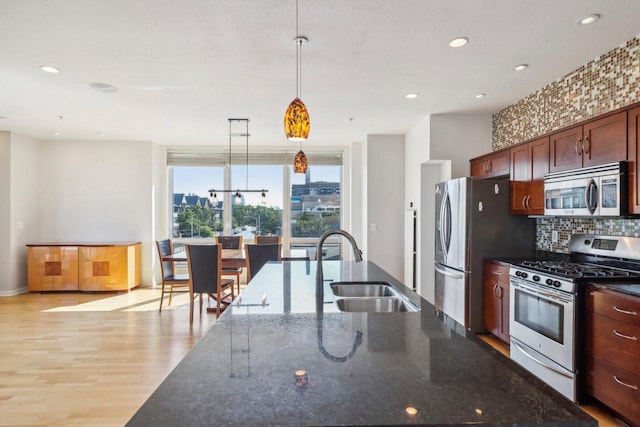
[{"x1": 434, "y1": 262, "x2": 467, "y2": 328}]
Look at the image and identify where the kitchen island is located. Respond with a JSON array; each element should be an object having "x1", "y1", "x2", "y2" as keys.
[{"x1": 127, "y1": 260, "x2": 595, "y2": 426}]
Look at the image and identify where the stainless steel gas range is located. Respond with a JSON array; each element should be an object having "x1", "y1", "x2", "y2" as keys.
[{"x1": 509, "y1": 234, "x2": 640, "y2": 402}]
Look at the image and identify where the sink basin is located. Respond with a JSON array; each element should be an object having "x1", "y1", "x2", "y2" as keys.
[
  {"x1": 330, "y1": 282, "x2": 399, "y2": 297},
  {"x1": 335, "y1": 297, "x2": 419, "y2": 313}
]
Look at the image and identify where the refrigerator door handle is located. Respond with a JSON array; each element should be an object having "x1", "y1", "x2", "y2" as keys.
[
  {"x1": 434, "y1": 264, "x2": 465, "y2": 279},
  {"x1": 439, "y1": 189, "x2": 449, "y2": 259}
]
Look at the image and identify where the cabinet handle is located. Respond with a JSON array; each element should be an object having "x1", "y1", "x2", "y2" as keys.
[
  {"x1": 526, "y1": 195, "x2": 532, "y2": 210},
  {"x1": 493, "y1": 283, "x2": 499, "y2": 298},
  {"x1": 613, "y1": 376, "x2": 638, "y2": 390},
  {"x1": 491, "y1": 271, "x2": 502, "y2": 276},
  {"x1": 613, "y1": 305, "x2": 638, "y2": 316},
  {"x1": 484, "y1": 161, "x2": 488, "y2": 172},
  {"x1": 613, "y1": 329, "x2": 638, "y2": 341},
  {"x1": 522, "y1": 196, "x2": 527, "y2": 210},
  {"x1": 583, "y1": 136, "x2": 590, "y2": 154},
  {"x1": 487, "y1": 160, "x2": 492, "y2": 173},
  {"x1": 575, "y1": 138, "x2": 583, "y2": 156},
  {"x1": 497, "y1": 285, "x2": 503, "y2": 299}
]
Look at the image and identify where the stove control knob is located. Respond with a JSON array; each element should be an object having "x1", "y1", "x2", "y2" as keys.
[
  {"x1": 532, "y1": 275, "x2": 540, "y2": 282},
  {"x1": 546, "y1": 279, "x2": 554, "y2": 286},
  {"x1": 519, "y1": 272, "x2": 528, "y2": 279},
  {"x1": 553, "y1": 280, "x2": 562, "y2": 288}
]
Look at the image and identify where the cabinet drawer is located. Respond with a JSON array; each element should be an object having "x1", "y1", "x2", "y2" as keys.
[
  {"x1": 586, "y1": 355, "x2": 640, "y2": 427},
  {"x1": 586, "y1": 312, "x2": 640, "y2": 376},
  {"x1": 587, "y1": 287, "x2": 640, "y2": 327},
  {"x1": 483, "y1": 262, "x2": 509, "y2": 283}
]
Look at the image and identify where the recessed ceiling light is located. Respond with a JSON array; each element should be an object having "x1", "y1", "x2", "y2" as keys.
[
  {"x1": 448, "y1": 37, "x2": 469, "y2": 48},
  {"x1": 89, "y1": 82, "x2": 119, "y2": 93},
  {"x1": 97, "y1": 132, "x2": 105, "y2": 137},
  {"x1": 514, "y1": 64, "x2": 528, "y2": 71},
  {"x1": 577, "y1": 14, "x2": 600, "y2": 25},
  {"x1": 474, "y1": 93, "x2": 486, "y2": 99},
  {"x1": 405, "y1": 93, "x2": 419, "y2": 99},
  {"x1": 52, "y1": 132, "x2": 60, "y2": 136},
  {"x1": 40, "y1": 65, "x2": 60, "y2": 73}
]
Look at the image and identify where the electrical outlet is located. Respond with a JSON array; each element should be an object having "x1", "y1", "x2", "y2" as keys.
[{"x1": 552, "y1": 230, "x2": 559, "y2": 243}]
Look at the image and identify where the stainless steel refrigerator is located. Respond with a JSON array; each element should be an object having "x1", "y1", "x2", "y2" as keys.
[{"x1": 434, "y1": 177, "x2": 535, "y2": 332}]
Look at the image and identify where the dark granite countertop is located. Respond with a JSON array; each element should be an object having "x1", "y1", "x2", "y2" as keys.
[
  {"x1": 587, "y1": 281, "x2": 640, "y2": 298},
  {"x1": 127, "y1": 260, "x2": 595, "y2": 427}
]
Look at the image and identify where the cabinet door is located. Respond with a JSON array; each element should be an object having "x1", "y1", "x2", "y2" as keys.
[
  {"x1": 510, "y1": 144, "x2": 530, "y2": 214},
  {"x1": 550, "y1": 125, "x2": 583, "y2": 172},
  {"x1": 583, "y1": 111, "x2": 627, "y2": 167},
  {"x1": 27, "y1": 246, "x2": 78, "y2": 291},
  {"x1": 529, "y1": 137, "x2": 550, "y2": 214},
  {"x1": 470, "y1": 156, "x2": 487, "y2": 177},
  {"x1": 486, "y1": 150, "x2": 510, "y2": 178},
  {"x1": 483, "y1": 262, "x2": 510, "y2": 344},
  {"x1": 628, "y1": 107, "x2": 640, "y2": 214}
]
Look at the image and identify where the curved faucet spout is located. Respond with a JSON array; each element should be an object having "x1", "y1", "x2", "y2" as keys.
[{"x1": 316, "y1": 229, "x2": 363, "y2": 297}]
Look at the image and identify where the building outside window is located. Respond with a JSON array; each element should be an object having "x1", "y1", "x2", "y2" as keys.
[{"x1": 168, "y1": 150, "x2": 343, "y2": 257}]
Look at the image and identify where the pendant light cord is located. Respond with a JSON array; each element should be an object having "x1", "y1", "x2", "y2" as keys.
[{"x1": 296, "y1": 0, "x2": 301, "y2": 99}]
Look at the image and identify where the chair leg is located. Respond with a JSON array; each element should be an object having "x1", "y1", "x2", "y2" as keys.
[
  {"x1": 168, "y1": 286, "x2": 173, "y2": 307},
  {"x1": 189, "y1": 293, "x2": 195, "y2": 324},
  {"x1": 159, "y1": 282, "x2": 166, "y2": 313},
  {"x1": 236, "y1": 272, "x2": 241, "y2": 294}
]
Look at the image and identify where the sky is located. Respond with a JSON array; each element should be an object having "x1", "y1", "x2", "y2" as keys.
[{"x1": 173, "y1": 165, "x2": 340, "y2": 207}]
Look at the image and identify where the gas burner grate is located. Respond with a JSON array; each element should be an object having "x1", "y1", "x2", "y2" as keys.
[{"x1": 518, "y1": 260, "x2": 635, "y2": 279}]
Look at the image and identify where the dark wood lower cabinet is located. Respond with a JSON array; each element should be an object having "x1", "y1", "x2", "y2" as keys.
[
  {"x1": 483, "y1": 261, "x2": 510, "y2": 344},
  {"x1": 585, "y1": 285, "x2": 640, "y2": 427}
]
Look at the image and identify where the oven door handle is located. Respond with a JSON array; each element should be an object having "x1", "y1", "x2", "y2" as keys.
[
  {"x1": 512, "y1": 282, "x2": 573, "y2": 304},
  {"x1": 512, "y1": 340, "x2": 574, "y2": 379}
]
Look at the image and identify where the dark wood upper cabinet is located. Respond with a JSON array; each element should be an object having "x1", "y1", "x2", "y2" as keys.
[
  {"x1": 470, "y1": 149, "x2": 510, "y2": 178},
  {"x1": 550, "y1": 112, "x2": 627, "y2": 173},
  {"x1": 628, "y1": 106, "x2": 640, "y2": 214},
  {"x1": 510, "y1": 136, "x2": 549, "y2": 215}
]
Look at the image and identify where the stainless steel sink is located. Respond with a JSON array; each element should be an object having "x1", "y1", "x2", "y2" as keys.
[
  {"x1": 335, "y1": 297, "x2": 419, "y2": 313},
  {"x1": 330, "y1": 282, "x2": 399, "y2": 297}
]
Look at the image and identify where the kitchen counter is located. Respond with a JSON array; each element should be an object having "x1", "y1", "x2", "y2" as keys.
[{"x1": 126, "y1": 260, "x2": 595, "y2": 427}]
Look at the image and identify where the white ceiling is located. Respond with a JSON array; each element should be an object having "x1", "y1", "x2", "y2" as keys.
[{"x1": 1, "y1": 0, "x2": 639, "y2": 147}]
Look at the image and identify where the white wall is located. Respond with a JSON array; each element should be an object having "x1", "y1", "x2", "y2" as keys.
[
  {"x1": 7, "y1": 134, "x2": 42, "y2": 295},
  {"x1": 40, "y1": 140, "x2": 155, "y2": 285},
  {"x1": 350, "y1": 142, "x2": 365, "y2": 251},
  {"x1": 0, "y1": 132, "x2": 11, "y2": 295},
  {"x1": 364, "y1": 135, "x2": 405, "y2": 281},
  {"x1": 430, "y1": 114, "x2": 492, "y2": 179}
]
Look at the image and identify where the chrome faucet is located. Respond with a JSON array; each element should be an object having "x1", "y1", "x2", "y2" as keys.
[{"x1": 316, "y1": 229, "x2": 363, "y2": 297}]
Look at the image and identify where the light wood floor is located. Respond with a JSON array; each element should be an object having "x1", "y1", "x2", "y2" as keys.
[
  {"x1": 478, "y1": 335, "x2": 629, "y2": 427},
  {"x1": 0, "y1": 288, "x2": 219, "y2": 427},
  {"x1": 0, "y1": 287, "x2": 628, "y2": 427}
]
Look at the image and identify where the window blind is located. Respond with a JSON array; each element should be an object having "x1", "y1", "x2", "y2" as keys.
[{"x1": 167, "y1": 149, "x2": 343, "y2": 166}]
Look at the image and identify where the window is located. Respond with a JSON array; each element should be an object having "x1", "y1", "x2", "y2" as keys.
[{"x1": 167, "y1": 150, "x2": 343, "y2": 252}]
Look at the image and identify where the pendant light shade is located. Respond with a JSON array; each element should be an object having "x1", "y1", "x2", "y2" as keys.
[
  {"x1": 294, "y1": 150, "x2": 308, "y2": 174},
  {"x1": 285, "y1": 97, "x2": 310, "y2": 141}
]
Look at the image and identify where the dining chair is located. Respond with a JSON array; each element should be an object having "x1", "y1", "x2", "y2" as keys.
[
  {"x1": 245, "y1": 243, "x2": 282, "y2": 283},
  {"x1": 216, "y1": 235, "x2": 244, "y2": 293},
  {"x1": 255, "y1": 235, "x2": 282, "y2": 245},
  {"x1": 185, "y1": 244, "x2": 235, "y2": 323},
  {"x1": 156, "y1": 239, "x2": 190, "y2": 313}
]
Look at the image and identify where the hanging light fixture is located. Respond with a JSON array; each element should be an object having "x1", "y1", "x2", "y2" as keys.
[
  {"x1": 209, "y1": 118, "x2": 268, "y2": 205},
  {"x1": 293, "y1": 141, "x2": 308, "y2": 174},
  {"x1": 284, "y1": 0, "x2": 310, "y2": 141}
]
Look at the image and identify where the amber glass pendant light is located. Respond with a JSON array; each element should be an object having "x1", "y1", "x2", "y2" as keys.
[
  {"x1": 284, "y1": 1, "x2": 310, "y2": 141},
  {"x1": 294, "y1": 142, "x2": 308, "y2": 174}
]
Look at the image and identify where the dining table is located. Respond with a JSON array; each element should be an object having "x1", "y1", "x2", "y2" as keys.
[{"x1": 162, "y1": 247, "x2": 310, "y2": 269}]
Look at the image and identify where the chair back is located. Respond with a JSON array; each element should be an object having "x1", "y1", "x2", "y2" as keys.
[
  {"x1": 216, "y1": 235, "x2": 243, "y2": 249},
  {"x1": 245, "y1": 243, "x2": 282, "y2": 282},
  {"x1": 255, "y1": 235, "x2": 282, "y2": 245},
  {"x1": 156, "y1": 239, "x2": 175, "y2": 279},
  {"x1": 185, "y1": 244, "x2": 223, "y2": 294}
]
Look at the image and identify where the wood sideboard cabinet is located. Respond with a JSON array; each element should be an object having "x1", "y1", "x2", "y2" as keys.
[
  {"x1": 585, "y1": 285, "x2": 640, "y2": 427},
  {"x1": 27, "y1": 242, "x2": 141, "y2": 292}
]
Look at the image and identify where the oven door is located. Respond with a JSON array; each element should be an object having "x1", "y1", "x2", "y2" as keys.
[{"x1": 509, "y1": 277, "x2": 575, "y2": 370}]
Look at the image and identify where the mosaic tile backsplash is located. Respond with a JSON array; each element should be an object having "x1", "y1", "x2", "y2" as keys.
[
  {"x1": 493, "y1": 36, "x2": 640, "y2": 150},
  {"x1": 492, "y1": 36, "x2": 640, "y2": 252}
]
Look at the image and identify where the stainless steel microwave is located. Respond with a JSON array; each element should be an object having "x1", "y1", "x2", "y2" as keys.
[{"x1": 544, "y1": 161, "x2": 628, "y2": 217}]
